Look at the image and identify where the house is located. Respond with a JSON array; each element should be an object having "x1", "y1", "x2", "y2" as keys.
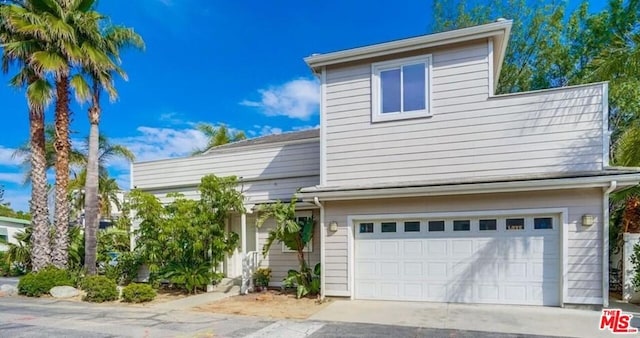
[
  {"x1": 131, "y1": 20, "x2": 640, "y2": 308},
  {"x1": 0, "y1": 216, "x2": 29, "y2": 251}
]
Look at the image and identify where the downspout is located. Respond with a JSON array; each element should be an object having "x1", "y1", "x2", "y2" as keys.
[
  {"x1": 313, "y1": 197, "x2": 325, "y2": 300},
  {"x1": 603, "y1": 181, "x2": 617, "y2": 308}
]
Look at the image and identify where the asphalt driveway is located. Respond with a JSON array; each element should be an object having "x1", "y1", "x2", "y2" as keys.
[
  {"x1": 0, "y1": 296, "x2": 562, "y2": 338},
  {"x1": 310, "y1": 299, "x2": 614, "y2": 338}
]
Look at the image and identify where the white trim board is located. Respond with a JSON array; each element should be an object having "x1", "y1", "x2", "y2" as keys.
[
  {"x1": 487, "y1": 38, "x2": 495, "y2": 96},
  {"x1": 345, "y1": 207, "x2": 570, "y2": 306}
]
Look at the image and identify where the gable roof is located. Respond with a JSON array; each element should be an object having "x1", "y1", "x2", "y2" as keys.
[
  {"x1": 304, "y1": 20, "x2": 512, "y2": 92},
  {"x1": 202, "y1": 128, "x2": 319, "y2": 155}
]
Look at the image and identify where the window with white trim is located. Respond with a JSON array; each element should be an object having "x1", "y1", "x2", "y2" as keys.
[
  {"x1": 371, "y1": 55, "x2": 432, "y2": 122},
  {"x1": 282, "y1": 211, "x2": 313, "y2": 253}
]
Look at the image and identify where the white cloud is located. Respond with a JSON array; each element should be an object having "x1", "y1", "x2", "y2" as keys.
[
  {"x1": 0, "y1": 146, "x2": 22, "y2": 166},
  {"x1": 158, "y1": 112, "x2": 190, "y2": 126},
  {"x1": 240, "y1": 78, "x2": 320, "y2": 120},
  {"x1": 0, "y1": 173, "x2": 26, "y2": 185},
  {"x1": 114, "y1": 126, "x2": 209, "y2": 163},
  {"x1": 251, "y1": 125, "x2": 283, "y2": 136},
  {"x1": 293, "y1": 124, "x2": 320, "y2": 131}
]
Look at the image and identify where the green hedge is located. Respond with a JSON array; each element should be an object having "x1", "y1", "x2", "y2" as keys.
[
  {"x1": 81, "y1": 275, "x2": 118, "y2": 303},
  {"x1": 121, "y1": 283, "x2": 156, "y2": 303},
  {"x1": 18, "y1": 267, "x2": 73, "y2": 297}
]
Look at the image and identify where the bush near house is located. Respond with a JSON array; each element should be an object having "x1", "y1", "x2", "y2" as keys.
[
  {"x1": 256, "y1": 197, "x2": 321, "y2": 298},
  {"x1": 121, "y1": 283, "x2": 156, "y2": 303},
  {"x1": 18, "y1": 267, "x2": 74, "y2": 297},
  {"x1": 0, "y1": 252, "x2": 10, "y2": 277},
  {"x1": 81, "y1": 275, "x2": 118, "y2": 302},
  {"x1": 128, "y1": 174, "x2": 244, "y2": 293},
  {"x1": 254, "y1": 267, "x2": 271, "y2": 288}
]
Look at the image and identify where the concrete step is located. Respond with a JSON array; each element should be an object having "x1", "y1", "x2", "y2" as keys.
[{"x1": 209, "y1": 278, "x2": 241, "y2": 293}]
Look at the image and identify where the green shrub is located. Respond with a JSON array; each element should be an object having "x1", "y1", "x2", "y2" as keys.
[
  {"x1": 254, "y1": 267, "x2": 271, "y2": 287},
  {"x1": 0, "y1": 252, "x2": 10, "y2": 277},
  {"x1": 121, "y1": 283, "x2": 156, "y2": 303},
  {"x1": 81, "y1": 275, "x2": 118, "y2": 303},
  {"x1": 17, "y1": 266, "x2": 74, "y2": 297}
]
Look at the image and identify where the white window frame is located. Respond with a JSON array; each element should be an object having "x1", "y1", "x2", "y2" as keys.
[
  {"x1": 282, "y1": 211, "x2": 313, "y2": 253},
  {"x1": 371, "y1": 54, "x2": 433, "y2": 123}
]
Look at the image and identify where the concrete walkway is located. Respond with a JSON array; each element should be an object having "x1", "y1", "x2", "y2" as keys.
[{"x1": 310, "y1": 300, "x2": 613, "y2": 338}]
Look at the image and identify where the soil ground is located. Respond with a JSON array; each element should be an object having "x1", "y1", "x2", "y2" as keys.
[{"x1": 195, "y1": 289, "x2": 331, "y2": 319}]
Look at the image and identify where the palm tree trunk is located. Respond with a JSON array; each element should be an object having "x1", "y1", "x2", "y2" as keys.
[
  {"x1": 84, "y1": 104, "x2": 100, "y2": 275},
  {"x1": 29, "y1": 105, "x2": 52, "y2": 271},
  {"x1": 51, "y1": 76, "x2": 71, "y2": 268}
]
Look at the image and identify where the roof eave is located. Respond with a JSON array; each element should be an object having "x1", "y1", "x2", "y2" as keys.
[
  {"x1": 304, "y1": 20, "x2": 513, "y2": 72},
  {"x1": 297, "y1": 174, "x2": 640, "y2": 201}
]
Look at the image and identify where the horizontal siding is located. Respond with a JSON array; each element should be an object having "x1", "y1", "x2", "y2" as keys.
[
  {"x1": 133, "y1": 140, "x2": 319, "y2": 189},
  {"x1": 142, "y1": 175, "x2": 319, "y2": 205},
  {"x1": 324, "y1": 37, "x2": 604, "y2": 186},
  {"x1": 258, "y1": 210, "x2": 320, "y2": 284},
  {"x1": 322, "y1": 189, "x2": 603, "y2": 305}
]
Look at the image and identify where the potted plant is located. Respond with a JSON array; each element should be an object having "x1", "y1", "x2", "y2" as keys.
[{"x1": 254, "y1": 267, "x2": 271, "y2": 292}]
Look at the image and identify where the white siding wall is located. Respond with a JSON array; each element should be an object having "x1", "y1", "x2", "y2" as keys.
[
  {"x1": 133, "y1": 140, "x2": 319, "y2": 191},
  {"x1": 324, "y1": 39, "x2": 605, "y2": 186},
  {"x1": 140, "y1": 175, "x2": 320, "y2": 206},
  {"x1": 257, "y1": 209, "x2": 321, "y2": 284},
  {"x1": 323, "y1": 189, "x2": 603, "y2": 304}
]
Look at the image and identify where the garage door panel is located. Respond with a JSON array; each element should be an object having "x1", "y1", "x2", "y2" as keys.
[
  {"x1": 357, "y1": 241, "x2": 377, "y2": 256},
  {"x1": 403, "y1": 283, "x2": 424, "y2": 299},
  {"x1": 426, "y1": 262, "x2": 448, "y2": 279},
  {"x1": 477, "y1": 284, "x2": 500, "y2": 301},
  {"x1": 358, "y1": 262, "x2": 377, "y2": 277},
  {"x1": 380, "y1": 241, "x2": 400, "y2": 256},
  {"x1": 451, "y1": 239, "x2": 474, "y2": 257},
  {"x1": 380, "y1": 283, "x2": 400, "y2": 298},
  {"x1": 403, "y1": 261, "x2": 424, "y2": 279},
  {"x1": 426, "y1": 240, "x2": 448, "y2": 256},
  {"x1": 427, "y1": 284, "x2": 448, "y2": 301},
  {"x1": 475, "y1": 238, "x2": 501, "y2": 255},
  {"x1": 354, "y1": 215, "x2": 560, "y2": 306},
  {"x1": 380, "y1": 262, "x2": 400, "y2": 277},
  {"x1": 502, "y1": 261, "x2": 528, "y2": 281},
  {"x1": 403, "y1": 240, "x2": 424, "y2": 256},
  {"x1": 475, "y1": 261, "x2": 501, "y2": 280},
  {"x1": 448, "y1": 283, "x2": 474, "y2": 302}
]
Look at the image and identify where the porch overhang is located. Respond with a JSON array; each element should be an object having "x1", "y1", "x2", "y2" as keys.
[{"x1": 297, "y1": 170, "x2": 640, "y2": 201}]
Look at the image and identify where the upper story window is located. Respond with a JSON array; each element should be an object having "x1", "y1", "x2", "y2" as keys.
[{"x1": 371, "y1": 55, "x2": 432, "y2": 123}]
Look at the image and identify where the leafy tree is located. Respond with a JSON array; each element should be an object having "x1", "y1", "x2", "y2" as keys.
[
  {"x1": 128, "y1": 174, "x2": 243, "y2": 293},
  {"x1": 431, "y1": 0, "x2": 640, "y2": 145},
  {"x1": 256, "y1": 197, "x2": 319, "y2": 298},
  {"x1": 192, "y1": 123, "x2": 247, "y2": 155},
  {"x1": 0, "y1": 203, "x2": 31, "y2": 220}
]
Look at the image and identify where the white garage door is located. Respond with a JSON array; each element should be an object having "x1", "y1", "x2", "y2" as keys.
[{"x1": 354, "y1": 215, "x2": 560, "y2": 306}]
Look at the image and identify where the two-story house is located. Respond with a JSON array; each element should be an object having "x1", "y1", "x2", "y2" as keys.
[{"x1": 131, "y1": 20, "x2": 640, "y2": 308}]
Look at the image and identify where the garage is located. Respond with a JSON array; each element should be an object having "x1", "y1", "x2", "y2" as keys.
[{"x1": 354, "y1": 214, "x2": 561, "y2": 306}]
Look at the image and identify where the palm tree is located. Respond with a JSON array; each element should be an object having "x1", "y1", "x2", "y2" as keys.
[
  {"x1": 12, "y1": 124, "x2": 86, "y2": 184},
  {"x1": 2, "y1": 0, "x2": 118, "y2": 269},
  {"x1": 192, "y1": 123, "x2": 247, "y2": 155},
  {"x1": 0, "y1": 1, "x2": 55, "y2": 271},
  {"x1": 76, "y1": 8, "x2": 143, "y2": 274}
]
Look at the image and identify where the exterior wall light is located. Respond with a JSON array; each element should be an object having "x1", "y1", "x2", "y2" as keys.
[
  {"x1": 582, "y1": 214, "x2": 595, "y2": 227},
  {"x1": 329, "y1": 221, "x2": 339, "y2": 232}
]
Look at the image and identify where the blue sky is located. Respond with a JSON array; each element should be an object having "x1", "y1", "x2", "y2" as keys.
[{"x1": 0, "y1": 0, "x2": 608, "y2": 211}]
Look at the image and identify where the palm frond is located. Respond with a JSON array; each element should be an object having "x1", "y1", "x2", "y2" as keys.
[
  {"x1": 25, "y1": 77, "x2": 53, "y2": 108},
  {"x1": 69, "y1": 72, "x2": 90, "y2": 103}
]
